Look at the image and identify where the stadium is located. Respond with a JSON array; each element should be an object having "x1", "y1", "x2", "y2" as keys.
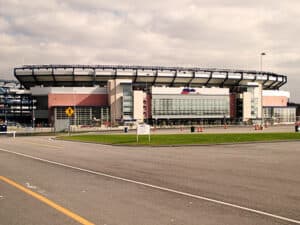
[{"x1": 0, "y1": 64, "x2": 296, "y2": 129}]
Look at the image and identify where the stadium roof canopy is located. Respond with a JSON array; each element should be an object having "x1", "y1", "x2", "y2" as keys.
[{"x1": 14, "y1": 64, "x2": 287, "y2": 89}]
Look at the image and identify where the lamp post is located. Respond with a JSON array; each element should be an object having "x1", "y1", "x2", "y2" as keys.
[
  {"x1": 260, "y1": 52, "x2": 266, "y2": 73},
  {"x1": 4, "y1": 89, "x2": 7, "y2": 124},
  {"x1": 73, "y1": 88, "x2": 77, "y2": 127},
  {"x1": 145, "y1": 75, "x2": 148, "y2": 124},
  {"x1": 260, "y1": 52, "x2": 266, "y2": 126},
  {"x1": 32, "y1": 97, "x2": 35, "y2": 128}
]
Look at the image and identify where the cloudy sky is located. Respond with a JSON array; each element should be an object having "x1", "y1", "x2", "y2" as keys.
[{"x1": 0, "y1": 0, "x2": 299, "y2": 101}]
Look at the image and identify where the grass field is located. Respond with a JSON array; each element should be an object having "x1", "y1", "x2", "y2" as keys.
[{"x1": 60, "y1": 132, "x2": 300, "y2": 146}]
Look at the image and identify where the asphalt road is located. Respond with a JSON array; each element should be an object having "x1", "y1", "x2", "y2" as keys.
[{"x1": 0, "y1": 136, "x2": 299, "y2": 225}]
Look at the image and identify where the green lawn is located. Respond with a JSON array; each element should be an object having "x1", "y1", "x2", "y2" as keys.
[{"x1": 59, "y1": 132, "x2": 300, "y2": 146}]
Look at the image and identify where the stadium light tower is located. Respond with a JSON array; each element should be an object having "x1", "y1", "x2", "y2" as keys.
[
  {"x1": 260, "y1": 52, "x2": 266, "y2": 126},
  {"x1": 145, "y1": 74, "x2": 148, "y2": 124},
  {"x1": 260, "y1": 52, "x2": 266, "y2": 73}
]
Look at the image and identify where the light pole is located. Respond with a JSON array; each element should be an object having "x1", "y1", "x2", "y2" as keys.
[
  {"x1": 4, "y1": 89, "x2": 7, "y2": 124},
  {"x1": 73, "y1": 88, "x2": 77, "y2": 127},
  {"x1": 145, "y1": 75, "x2": 148, "y2": 124},
  {"x1": 260, "y1": 52, "x2": 266, "y2": 126},
  {"x1": 260, "y1": 52, "x2": 266, "y2": 73},
  {"x1": 32, "y1": 98, "x2": 35, "y2": 128}
]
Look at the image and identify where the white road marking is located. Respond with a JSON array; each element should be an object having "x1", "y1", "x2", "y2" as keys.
[
  {"x1": 20, "y1": 140, "x2": 63, "y2": 149},
  {"x1": 25, "y1": 182, "x2": 37, "y2": 189},
  {"x1": 0, "y1": 147, "x2": 299, "y2": 224},
  {"x1": 25, "y1": 182, "x2": 47, "y2": 195}
]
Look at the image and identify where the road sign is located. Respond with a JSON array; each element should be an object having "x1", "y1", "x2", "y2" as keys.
[
  {"x1": 65, "y1": 107, "x2": 74, "y2": 117},
  {"x1": 137, "y1": 124, "x2": 150, "y2": 135},
  {"x1": 136, "y1": 123, "x2": 151, "y2": 143}
]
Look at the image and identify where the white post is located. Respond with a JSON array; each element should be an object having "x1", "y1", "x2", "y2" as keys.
[{"x1": 68, "y1": 117, "x2": 71, "y2": 136}]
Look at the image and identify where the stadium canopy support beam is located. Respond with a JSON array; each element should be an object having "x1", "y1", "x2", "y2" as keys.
[
  {"x1": 152, "y1": 70, "x2": 158, "y2": 86},
  {"x1": 220, "y1": 72, "x2": 229, "y2": 88},
  {"x1": 51, "y1": 68, "x2": 57, "y2": 86},
  {"x1": 273, "y1": 81, "x2": 283, "y2": 90},
  {"x1": 170, "y1": 70, "x2": 177, "y2": 87},
  {"x1": 187, "y1": 71, "x2": 196, "y2": 87},
  {"x1": 252, "y1": 73, "x2": 257, "y2": 82},
  {"x1": 267, "y1": 77, "x2": 278, "y2": 89},
  {"x1": 92, "y1": 69, "x2": 96, "y2": 86},
  {"x1": 237, "y1": 72, "x2": 244, "y2": 85},
  {"x1": 273, "y1": 76, "x2": 287, "y2": 89},
  {"x1": 114, "y1": 69, "x2": 117, "y2": 79},
  {"x1": 133, "y1": 69, "x2": 138, "y2": 83},
  {"x1": 205, "y1": 72, "x2": 213, "y2": 86},
  {"x1": 32, "y1": 69, "x2": 39, "y2": 86},
  {"x1": 72, "y1": 68, "x2": 75, "y2": 86},
  {"x1": 263, "y1": 75, "x2": 270, "y2": 86},
  {"x1": 281, "y1": 77, "x2": 287, "y2": 87}
]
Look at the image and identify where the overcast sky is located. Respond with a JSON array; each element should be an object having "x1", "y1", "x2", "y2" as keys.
[{"x1": 0, "y1": 0, "x2": 299, "y2": 101}]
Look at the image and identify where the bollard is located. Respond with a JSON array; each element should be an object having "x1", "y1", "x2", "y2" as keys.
[{"x1": 124, "y1": 127, "x2": 128, "y2": 133}]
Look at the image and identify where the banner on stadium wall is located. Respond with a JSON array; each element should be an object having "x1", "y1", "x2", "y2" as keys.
[{"x1": 181, "y1": 87, "x2": 196, "y2": 94}]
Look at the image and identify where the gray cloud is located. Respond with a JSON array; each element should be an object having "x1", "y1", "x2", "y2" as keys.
[{"x1": 0, "y1": 0, "x2": 299, "y2": 101}]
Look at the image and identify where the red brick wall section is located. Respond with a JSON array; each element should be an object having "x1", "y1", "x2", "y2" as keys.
[
  {"x1": 48, "y1": 94, "x2": 108, "y2": 108},
  {"x1": 147, "y1": 94, "x2": 152, "y2": 118},
  {"x1": 230, "y1": 93, "x2": 236, "y2": 118},
  {"x1": 143, "y1": 94, "x2": 152, "y2": 119}
]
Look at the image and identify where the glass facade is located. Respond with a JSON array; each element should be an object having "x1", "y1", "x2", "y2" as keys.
[
  {"x1": 152, "y1": 94, "x2": 229, "y2": 119},
  {"x1": 263, "y1": 107, "x2": 296, "y2": 123},
  {"x1": 121, "y1": 84, "x2": 133, "y2": 120},
  {"x1": 247, "y1": 86, "x2": 260, "y2": 118},
  {"x1": 0, "y1": 86, "x2": 35, "y2": 124},
  {"x1": 55, "y1": 106, "x2": 110, "y2": 125}
]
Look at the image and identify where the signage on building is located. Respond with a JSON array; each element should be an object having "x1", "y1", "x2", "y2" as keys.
[{"x1": 181, "y1": 88, "x2": 196, "y2": 94}]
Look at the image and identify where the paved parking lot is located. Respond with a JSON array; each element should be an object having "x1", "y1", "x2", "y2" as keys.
[{"x1": 0, "y1": 136, "x2": 299, "y2": 224}]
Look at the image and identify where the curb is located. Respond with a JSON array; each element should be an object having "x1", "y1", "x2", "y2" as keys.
[{"x1": 56, "y1": 137, "x2": 300, "y2": 148}]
